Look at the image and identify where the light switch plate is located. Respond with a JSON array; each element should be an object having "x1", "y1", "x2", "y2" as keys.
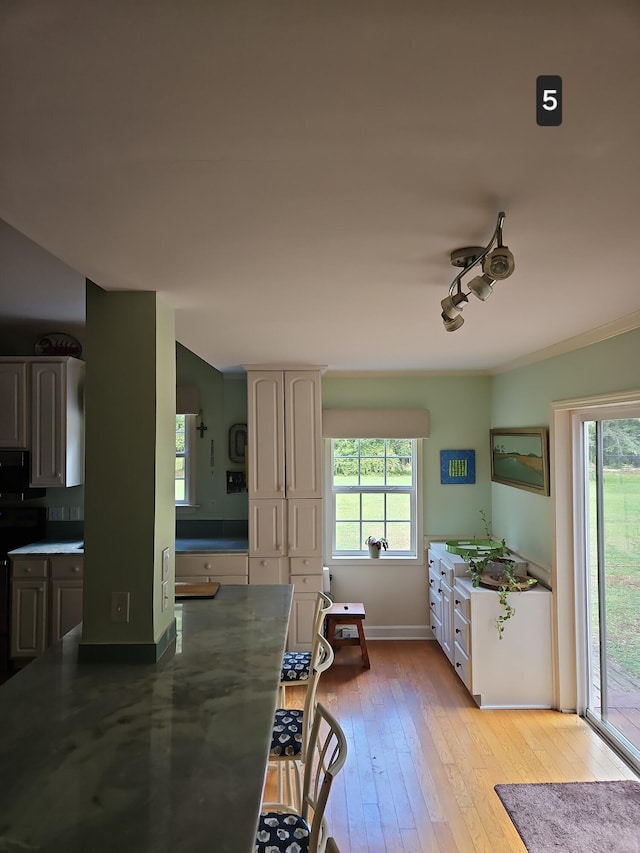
[
  {"x1": 110, "y1": 591, "x2": 130, "y2": 623},
  {"x1": 162, "y1": 547, "x2": 170, "y2": 580}
]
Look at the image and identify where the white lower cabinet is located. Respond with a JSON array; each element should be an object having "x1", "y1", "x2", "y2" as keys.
[
  {"x1": 175, "y1": 553, "x2": 249, "y2": 584},
  {"x1": 428, "y1": 543, "x2": 553, "y2": 709},
  {"x1": 11, "y1": 554, "x2": 84, "y2": 659},
  {"x1": 249, "y1": 558, "x2": 287, "y2": 585},
  {"x1": 11, "y1": 579, "x2": 48, "y2": 657},
  {"x1": 288, "y1": 572, "x2": 323, "y2": 650}
]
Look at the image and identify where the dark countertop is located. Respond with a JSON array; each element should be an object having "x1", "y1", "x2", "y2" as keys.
[
  {"x1": 8, "y1": 538, "x2": 249, "y2": 556},
  {"x1": 0, "y1": 584, "x2": 293, "y2": 853}
]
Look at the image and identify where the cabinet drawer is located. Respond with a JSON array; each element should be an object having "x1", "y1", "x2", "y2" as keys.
[
  {"x1": 289, "y1": 574, "x2": 323, "y2": 594},
  {"x1": 50, "y1": 555, "x2": 84, "y2": 579},
  {"x1": 453, "y1": 610, "x2": 470, "y2": 654},
  {"x1": 11, "y1": 559, "x2": 48, "y2": 578},
  {"x1": 453, "y1": 585, "x2": 471, "y2": 620},
  {"x1": 429, "y1": 611, "x2": 442, "y2": 644},
  {"x1": 453, "y1": 641, "x2": 471, "y2": 690},
  {"x1": 176, "y1": 554, "x2": 248, "y2": 578},
  {"x1": 289, "y1": 557, "x2": 322, "y2": 575},
  {"x1": 428, "y1": 587, "x2": 442, "y2": 623},
  {"x1": 438, "y1": 560, "x2": 454, "y2": 585}
]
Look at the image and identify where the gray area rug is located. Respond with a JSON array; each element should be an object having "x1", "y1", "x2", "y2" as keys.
[{"x1": 495, "y1": 780, "x2": 640, "y2": 852}]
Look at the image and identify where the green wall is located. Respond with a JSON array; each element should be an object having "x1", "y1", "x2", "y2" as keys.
[
  {"x1": 322, "y1": 373, "x2": 493, "y2": 538},
  {"x1": 491, "y1": 327, "x2": 640, "y2": 568},
  {"x1": 175, "y1": 344, "x2": 248, "y2": 520}
]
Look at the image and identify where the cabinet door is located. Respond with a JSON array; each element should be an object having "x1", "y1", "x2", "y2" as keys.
[
  {"x1": 247, "y1": 372, "x2": 285, "y2": 499},
  {"x1": 284, "y1": 371, "x2": 322, "y2": 498},
  {"x1": 249, "y1": 499, "x2": 286, "y2": 556},
  {"x1": 0, "y1": 362, "x2": 28, "y2": 448},
  {"x1": 288, "y1": 591, "x2": 320, "y2": 651},
  {"x1": 287, "y1": 498, "x2": 322, "y2": 557},
  {"x1": 11, "y1": 579, "x2": 48, "y2": 658},
  {"x1": 30, "y1": 362, "x2": 65, "y2": 487},
  {"x1": 249, "y1": 557, "x2": 287, "y2": 584},
  {"x1": 51, "y1": 580, "x2": 83, "y2": 642}
]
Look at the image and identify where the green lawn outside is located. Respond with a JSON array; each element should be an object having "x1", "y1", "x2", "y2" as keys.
[{"x1": 589, "y1": 469, "x2": 640, "y2": 679}]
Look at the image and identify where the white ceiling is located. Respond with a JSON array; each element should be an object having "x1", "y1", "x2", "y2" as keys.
[{"x1": 1, "y1": 0, "x2": 640, "y2": 373}]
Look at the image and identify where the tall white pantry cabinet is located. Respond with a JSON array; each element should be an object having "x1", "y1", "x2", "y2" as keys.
[{"x1": 246, "y1": 367, "x2": 324, "y2": 650}]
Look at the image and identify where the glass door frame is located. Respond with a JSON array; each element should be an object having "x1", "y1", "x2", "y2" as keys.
[{"x1": 571, "y1": 403, "x2": 640, "y2": 772}]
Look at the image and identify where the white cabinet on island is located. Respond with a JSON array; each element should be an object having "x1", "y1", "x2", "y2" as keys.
[{"x1": 428, "y1": 542, "x2": 553, "y2": 709}]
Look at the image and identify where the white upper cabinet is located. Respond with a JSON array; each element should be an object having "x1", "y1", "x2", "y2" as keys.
[
  {"x1": 283, "y1": 371, "x2": 322, "y2": 499},
  {"x1": 0, "y1": 357, "x2": 84, "y2": 486},
  {"x1": 30, "y1": 358, "x2": 84, "y2": 487},
  {"x1": 247, "y1": 369, "x2": 322, "y2": 500},
  {"x1": 0, "y1": 362, "x2": 29, "y2": 448},
  {"x1": 247, "y1": 371, "x2": 285, "y2": 499}
]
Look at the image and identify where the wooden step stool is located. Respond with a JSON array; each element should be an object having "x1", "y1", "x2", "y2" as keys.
[{"x1": 325, "y1": 602, "x2": 370, "y2": 668}]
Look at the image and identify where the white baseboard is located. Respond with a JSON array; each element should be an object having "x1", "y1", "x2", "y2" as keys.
[{"x1": 364, "y1": 625, "x2": 431, "y2": 641}]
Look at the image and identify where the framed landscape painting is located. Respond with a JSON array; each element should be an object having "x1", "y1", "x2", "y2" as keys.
[{"x1": 490, "y1": 427, "x2": 550, "y2": 495}]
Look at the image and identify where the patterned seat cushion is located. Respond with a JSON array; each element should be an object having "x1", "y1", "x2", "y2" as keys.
[
  {"x1": 256, "y1": 811, "x2": 311, "y2": 852},
  {"x1": 280, "y1": 651, "x2": 312, "y2": 683},
  {"x1": 270, "y1": 708, "x2": 304, "y2": 756}
]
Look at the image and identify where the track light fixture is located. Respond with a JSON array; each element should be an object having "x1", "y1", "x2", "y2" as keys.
[{"x1": 440, "y1": 212, "x2": 515, "y2": 332}]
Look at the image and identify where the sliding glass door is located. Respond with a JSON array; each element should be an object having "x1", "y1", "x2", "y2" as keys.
[{"x1": 577, "y1": 412, "x2": 640, "y2": 772}]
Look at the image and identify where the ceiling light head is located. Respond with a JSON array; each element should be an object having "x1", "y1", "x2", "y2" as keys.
[
  {"x1": 442, "y1": 313, "x2": 464, "y2": 332},
  {"x1": 468, "y1": 274, "x2": 495, "y2": 301},
  {"x1": 440, "y1": 290, "x2": 468, "y2": 319},
  {"x1": 483, "y1": 246, "x2": 515, "y2": 280}
]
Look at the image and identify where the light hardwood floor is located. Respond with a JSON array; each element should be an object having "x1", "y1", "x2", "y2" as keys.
[{"x1": 265, "y1": 640, "x2": 638, "y2": 853}]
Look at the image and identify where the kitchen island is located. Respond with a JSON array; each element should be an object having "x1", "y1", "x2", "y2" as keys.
[{"x1": 0, "y1": 584, "x2": 292, "y2": 853}]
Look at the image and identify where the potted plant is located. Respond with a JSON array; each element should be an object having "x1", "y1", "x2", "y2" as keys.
[
  {"x1": 365, "y1": 536, "x2": 388, "y2": 558},
  {"x1": 462, "y1": 510, "x2": 536, "y2": 639}
]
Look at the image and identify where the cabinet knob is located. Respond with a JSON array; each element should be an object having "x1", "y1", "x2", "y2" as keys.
[
  {"x1": 455, "y1": 599, "x2": 460, "y2": 605},
  {"x1": 455, "y1": 628, "x2": 460, "y2": 634},
  {"x1": 261, "y1": 560, "x2": 267, "y2": 566},
  {"x1": 25, "y1": 567, "x2": 32, "y2": 573},
  {"x1": 73, "y1": 566, "x2": 80, "y2": 573},
  {"x1": 303, "y1": 577, "x2": 309, "y2": 584},
  {"x1": 429, "y1": 560, "x2": 433, "y2": 566},
  {"x1": 456, "y1": 662, "x2": 461, "y2": 669},
  {"x1": 440, "y1": 570, "x2": 445, "y2": 576},
  {"x1": 437, "y1": 587, "x2": 442, "y2": 594},
  {"x1": 303, "y1": 559, "x2": 309, "y2": 565},
  {"x1": 205, "y1": 563, "x2": 212, "y2": 570}
]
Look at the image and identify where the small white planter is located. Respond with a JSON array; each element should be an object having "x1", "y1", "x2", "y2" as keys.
[{"x1": 368, "y1": 545, "x2": 381, "y2": 559}]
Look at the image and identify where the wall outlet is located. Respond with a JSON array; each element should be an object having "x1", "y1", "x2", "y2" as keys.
[
  {"x1": 162, "y1": 547, "x2": 170, "y2": 580},
  {"x1": 48, "y1": 506, "x2": 66, "y2": 522},
  {"x1": 161, "y1": 580, "x2": 170, "y2": 611},
  {"x1": 110, "y1": 591, "x2": 130, "y2": 623}
]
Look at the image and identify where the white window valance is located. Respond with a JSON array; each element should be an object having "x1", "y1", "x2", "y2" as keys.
[
  {"x1": 322, "y1": 408, "x2": 430, "y2": 438},
  {"x1": 176, "y1": 385, "x2": 200, "y2": 414}
]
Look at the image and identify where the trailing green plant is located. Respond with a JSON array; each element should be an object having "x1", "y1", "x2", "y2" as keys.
[{"x1": 461, "y1": 510, "x2": 535, "y2": 639}]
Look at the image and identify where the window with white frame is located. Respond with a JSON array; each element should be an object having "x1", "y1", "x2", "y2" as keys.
[
  {"x1": 330, "y1": 438, "x2": 418, "y2": 557},
  {"x1": 175, "y1": 414, "x2": 196, "y2": 505}
]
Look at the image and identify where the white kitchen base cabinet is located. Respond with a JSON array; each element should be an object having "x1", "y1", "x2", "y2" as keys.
[
  {"x1": 428, "y1": 543, "x2": 553, "y2": 709},
  {"x1": 51, "y1": 581, "x2": 83, "y2": 643},
  {"x1": 175, "y1": 554, "x2": 249, "y2": 584},
  {"x1": 11, "y1": 554, "x2": 84, "y2": 659},
  {"x1": 11, "y1": 580, "x2": 48, "y2": 658},
  {"x1": 452, "y1": 577, "x2": 553, "y2": 708}
]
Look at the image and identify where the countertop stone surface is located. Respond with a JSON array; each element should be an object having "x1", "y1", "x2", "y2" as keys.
[
  {"x1": 0, "y1": 584, "x2": 293, "y2": 853},
  {"x1": 8, "y1": 537, "x2": 249, "y2": 555}
]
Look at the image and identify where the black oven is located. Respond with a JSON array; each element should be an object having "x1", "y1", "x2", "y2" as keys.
[{"x1": 0, "y1": 506, "x2": 47, "y2": 679}]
